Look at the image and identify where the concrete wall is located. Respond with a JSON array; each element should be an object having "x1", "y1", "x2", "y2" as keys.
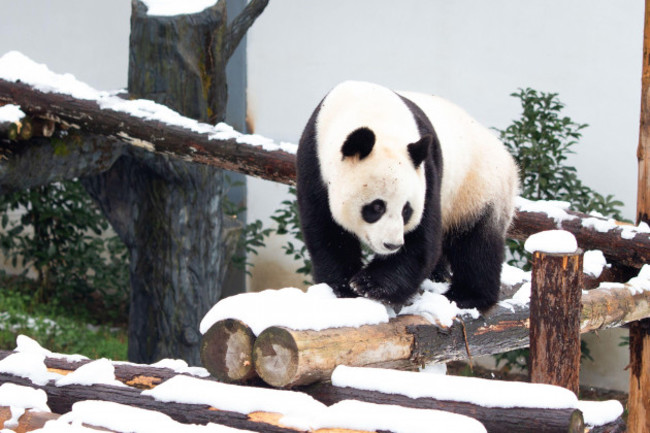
[{"x1": 245, "y1": 1, "x2": 644, "y2": 391}]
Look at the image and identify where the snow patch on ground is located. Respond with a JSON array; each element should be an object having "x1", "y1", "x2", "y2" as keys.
[{"x1": 524, "y1": 230, "x2": 578, "y2": 254}]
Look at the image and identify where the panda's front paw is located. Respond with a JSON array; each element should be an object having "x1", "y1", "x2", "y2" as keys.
[
  {"x1": 350, "y1": 271, "x2": 391, "y2": 303},
  {"x1": 330, "y1": 280, "x2": 357, "y2": 299}
]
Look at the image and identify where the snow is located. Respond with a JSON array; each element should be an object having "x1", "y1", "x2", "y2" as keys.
[
  {"x1": 0, "y1": 383, "x2": 50, "y2": 429},
  {"x1": 0, "y1": 104, "x2": 24, "y2": 123},
  {"x1": 583, "y1": 250, "x2": 608, "y2": 278},
  {"x1": 515, "y1": 197, "x2": 576, "y2": 225},
  {"x1": 150, "y1": 358, "x2": 210, "y2": 378},
  {"x1": 52, "y1": 400, "x2": 254, "y2": 433},
  {"x1": 283, "y1": 400, "x2": 487, "y2": 433},
  {"x1": 16, "y1": 334, "x2": 88, "y2": 363},
  {"x1": 0, "y1": 51, "x2": 296, "y2": 154},
  {"x1": 626, "y1": 264, "x2": 650, "y2": 294},
  {"x1": 500, "y1": 263, "x2": 531, "y2": 286},
  {"x1": 142, "y1": 374, "x2": 326, "y2": 422},
  {"x1": 524, "y1": 230, "x2": 578, "y2": 254},
  {"x1": 0, "y1": 352, "x2": 61, "y2": 386},
  {"x1": 0, "y1": 383, "x2": 49, "y2": 411},
  {"x1": 582, "y1": 216, "x2": 650, "y2": 240},
  {"x1": 55, "y1": 358, "x2": 125, "y2": 388},
  {"x1": 400, "y1": 287, "x2": 479, "y2": 328},
  {"x1": 199, "y1": 285, "x2": 390, "y2": 336},
  {"x1": 141, "y1": 0, "x2": 218, "y2": 16},
  {"x1": 331, "y1": 365, "x2": 578, "y2": 409},
  {"x1": 577, "y1": 399, "x2": 624, "y2": 427}
]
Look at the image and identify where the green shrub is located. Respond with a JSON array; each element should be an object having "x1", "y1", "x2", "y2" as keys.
[{"x1": 0, "y1": 179, "x2": 129, "y2": 323}]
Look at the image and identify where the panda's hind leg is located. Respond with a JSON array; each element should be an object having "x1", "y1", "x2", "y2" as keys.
[{"x1": 443, "y1": 207, "x2": 505, "y2": 311}]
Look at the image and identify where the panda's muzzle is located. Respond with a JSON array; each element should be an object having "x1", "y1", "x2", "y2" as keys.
[{"x1": 383, "y1": 242, "x2": 402, "y2": 252}]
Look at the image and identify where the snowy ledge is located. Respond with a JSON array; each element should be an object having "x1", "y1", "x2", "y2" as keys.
[{"x1": 0, "y1": 51, "x2": 297, "y2": 185}]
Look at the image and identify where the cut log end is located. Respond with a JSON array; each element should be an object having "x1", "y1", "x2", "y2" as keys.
[
  {"x1": 200, "y1": 319, "x2": 257, "y2": 383},
  {"x1": 253, "y1": 327, "x2": 299, "y2": 388},
  {"x1": 568, "y1": 409, "x2": 585, "y2": 433}
]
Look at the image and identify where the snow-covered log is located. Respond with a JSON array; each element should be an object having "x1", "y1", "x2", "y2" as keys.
[
  {"x1": 0, "y1": 370, "x2": 302, "y2": 433},
  {"x1": 304, "y1": 383, "x2": 584, "y2": 433},
  {"x1": 0, "y1": 406, "x2": 88, "y2": 432},
  {"x1": 511, "y1": 199, "x2": 650, "y2": 269},
  {"x1": 0, "y1": 77, "x2": 297, "y2": 187},
  {"x1": 251, "y1": 282, "x2": 650, "y2": 388}
]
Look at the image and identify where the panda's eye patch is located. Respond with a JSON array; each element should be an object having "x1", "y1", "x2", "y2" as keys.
[
  {"x1": 402, "y1": 202, "x2": 413, "y2": 224},
  {"x1": 362, "y1": 199, "x2": 386, "y2": 223}
]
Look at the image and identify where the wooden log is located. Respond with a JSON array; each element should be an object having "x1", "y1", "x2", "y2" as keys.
[
  {"x1": 252, "y1": 280, "x2": 650, "y2": 388},
  {"x1": 253, "y1": 315, "x2": 430, "y2": 388},
  {"x1": 0, "y1": 78, "x2": 297, "y2": 187},
  {"x1": 627, "y1": 319, "x2": 650, "y2": 433},
  {"x1": 0, "y1": 371, "x2": 300, "y2": 433},
  {"x1": 529, "y1": 250, "x2": 583, "y2": 394},
  {"x1": 200, "y1": 319, "x2": 257, "y2": 383},
  {"x1": 303, "y1": 383, "x2": 584, "y2": 433},
  {"x1": 510, "y1": 205, "x2": 650, "y2": 269}
]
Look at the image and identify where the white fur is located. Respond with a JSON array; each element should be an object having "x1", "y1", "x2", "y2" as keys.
[
  {"x1": 398, "y1": 91, "x2": 519, "y2": 232},
  {"x1": 315, "y1": 81, "x2": 518, "y2": 254},
  {"x1": 316, "y1": 81, "x2": 427, "y2": 255}
]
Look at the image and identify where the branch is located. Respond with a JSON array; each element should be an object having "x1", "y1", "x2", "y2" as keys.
[
  {"x1": 225, "y1": 0, "x2": 270, "y2": 60},
  {"x1": 0, "y1": 78, "x2": 297, "y2": 188}
]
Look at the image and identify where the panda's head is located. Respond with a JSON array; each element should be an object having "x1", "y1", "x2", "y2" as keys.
[{"x1": 326, "y1": 126, "x2": 431, "y2": 256}]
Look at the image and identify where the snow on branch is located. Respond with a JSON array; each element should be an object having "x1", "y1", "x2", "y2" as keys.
[{"x1": 0, "y1": 51, "x2": 297, "y2": 186}]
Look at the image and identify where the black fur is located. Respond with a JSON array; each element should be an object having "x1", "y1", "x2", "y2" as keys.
[
  {"x1": 297, "y1": 89, "x2": 504, "y2": 310},
  {"x1": 341, "y1": 127, "x2": 375, "y2": 160}
]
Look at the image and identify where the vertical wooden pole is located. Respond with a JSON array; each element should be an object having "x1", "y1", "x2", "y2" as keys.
[
  {"x1": 630, "y1": 3, "x2": 650, "y2": 431},
  {"x1": 529, "y1": 250, "x2": 583, "y2": 395}
]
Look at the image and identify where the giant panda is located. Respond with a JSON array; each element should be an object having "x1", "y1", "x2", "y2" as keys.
[{"x1": 296, "y1": 81, "x2": 519, "y2": 310}]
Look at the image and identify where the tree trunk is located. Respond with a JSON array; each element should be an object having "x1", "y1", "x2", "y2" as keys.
[{"x1": 82, "y1": 0, "x2": 267, "y2": 365}]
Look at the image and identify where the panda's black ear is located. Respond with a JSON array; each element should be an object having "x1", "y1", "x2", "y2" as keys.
[
  {"x1": 408, "y1": 135, "x2": 431, "y2": 167},
  {"x1": 341, "y1": 127, "x2": 375, "y2": 160}
]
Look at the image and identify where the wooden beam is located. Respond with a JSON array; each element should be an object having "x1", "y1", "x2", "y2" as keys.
[
  {"x1": 529, "y1": 250, "x2": 583, "y2": 395},
  {"x1": 304, "y1": 383, "x2": 585, "y2": 433},
  {"x1": 0, "y1": 78, "x2": 297, "y2": 187}
]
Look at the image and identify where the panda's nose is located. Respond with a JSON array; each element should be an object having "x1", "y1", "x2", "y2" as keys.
[{"x1": 384, "y1": 242, "x2": 402, "y2": 251}]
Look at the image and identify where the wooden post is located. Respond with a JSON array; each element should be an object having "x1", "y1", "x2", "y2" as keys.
[
  {"x1": 529, "y1": 250, "x2": 583, "y2": 395},
  {"x1": 630, "y1": 2, "x2": 650, "y2": 432}
]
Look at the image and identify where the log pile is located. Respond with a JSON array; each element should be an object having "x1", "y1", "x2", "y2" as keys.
[
  {"x1": 0, "y1": 348, "x2": 596, "y2": 433},
  {"x1": 199, "y1": 279, "x2": 650, "y2": 389}
]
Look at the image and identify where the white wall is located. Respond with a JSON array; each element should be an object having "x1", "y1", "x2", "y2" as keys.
[{"x1": 246, "y1": 0, "x2": 644, "y2": 391}]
